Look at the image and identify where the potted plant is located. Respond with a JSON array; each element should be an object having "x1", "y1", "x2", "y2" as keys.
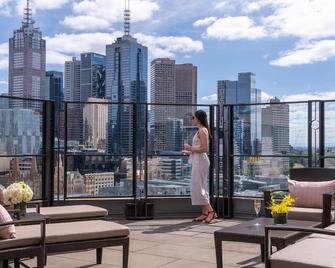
[
  {"x1": 267, "y1": 193, "x2": 295, "y2": 224},
  {"x1": 3, "y1": 181, "x2": 33, "y2": 216}
]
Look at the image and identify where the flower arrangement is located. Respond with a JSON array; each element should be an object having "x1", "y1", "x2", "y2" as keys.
[
  {"x1": 4, "y1": 181, "x2": 33, "y2": 206},
  {"x1": 268, "y1": 193, "x2": 295, "y2": 215}
]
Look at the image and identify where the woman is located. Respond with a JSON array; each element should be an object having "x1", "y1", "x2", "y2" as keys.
[{"x1": 182, "y1": 110, "x2": 217, "y2": 224}]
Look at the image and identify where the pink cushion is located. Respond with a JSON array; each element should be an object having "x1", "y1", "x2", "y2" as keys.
[
  {"x1": 288, "y1": 179, "x2": 335, "y2": 208},
  {"x1": 0, "y1": 205, "x2": 15, "y2": 239}
]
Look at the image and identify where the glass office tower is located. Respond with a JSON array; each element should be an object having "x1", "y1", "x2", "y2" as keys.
[{"x1": 106, "y1": 35, "x2": 148, "y2": 154}]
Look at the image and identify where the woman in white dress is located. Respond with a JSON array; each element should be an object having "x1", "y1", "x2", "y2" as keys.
[{"x1": 182, "y1": 110, "x2": 217, "y2": 224}]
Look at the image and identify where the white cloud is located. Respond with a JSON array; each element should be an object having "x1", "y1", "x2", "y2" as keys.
[
  {"x1": 270, "y1": 40, "x2": 335, "y2": 67},
  {"x1": 193, "y1": 17, "x2": 217, "y2": 27},
  {"x1": 0, "y1": 80, "x2": 7, "y2": 85},
  {"x1": 63, "y1": 16, "x2": 110, "y2": 31},
  {"x1": 200, "y1": 94, "x2": 217, "y2": 104},
  {"x1": 134, "y1": 33, "x2": 203, "y2": 59},
  {"x1": 261, "y1": 91, "x2": 273, "y2": 102},
  {"x1": 205, "y1": 16, "x2": 267, "y2": 40},
  {"x1": 16, "y1": 0, "x2": 70, "y2": 15},
  {"x1": 45, "y1": 32, "x2": 122, "y2": 65},
  {"x1": 263, "y1": 0, "x2": 335, "y2": 40},
  {"x1": 63, "y1": 0, "x2": 159, "y2": 31},
  {"x1": 282, "y1": 91, "x2": 335, "y2": 102},
  {"x1": 45, "y1": 31, "x2": 202, "y2": 65}
]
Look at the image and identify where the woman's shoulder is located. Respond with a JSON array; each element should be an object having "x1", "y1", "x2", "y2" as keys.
[{"x1": 198, "y1": 127, "x2": 208, "y2": 135}]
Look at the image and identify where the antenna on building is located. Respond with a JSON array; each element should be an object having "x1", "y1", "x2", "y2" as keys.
[
  {"x1": 23, "y1": 0, "x2": 33, "y2": 26},
  {"x1": 124, "y1": 0, "x2": 130, "y2": 36}
]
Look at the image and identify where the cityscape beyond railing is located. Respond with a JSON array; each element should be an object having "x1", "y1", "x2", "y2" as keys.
[{"x1": 1, "y1": 96, "x2": 335, "y2": 216}]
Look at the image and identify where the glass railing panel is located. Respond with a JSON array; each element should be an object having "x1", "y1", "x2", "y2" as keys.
[
  {"x1": 233, "y1": 156, "x2": 308, "y2": 197},
  {"x1": 146, "y1": 155, "x2": 191, "y2": 196},
  {"x1": 0, "y1": 156, "x2": 43, "y2": 199},
  {"x1": 65, "y1": 155, "x2": 133, "y2": 198}
]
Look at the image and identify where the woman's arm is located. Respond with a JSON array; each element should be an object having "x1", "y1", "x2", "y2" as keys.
[{"x1": 190, "y1": 128, "x2": 209, "y2": 153}]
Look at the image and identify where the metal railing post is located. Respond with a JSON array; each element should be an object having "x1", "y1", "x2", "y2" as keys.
[
  {"x1": 132, "y1": 103, "x2": 138, "y2": 199},
  {"x1": 319, "y1": 101, "x2": 325, "y2": 167},
  {"x1": 308, "y1": 101, "x2": 313, "y2": 167},
  {"x1": 42, "y1": 100, "x2": 55, "y2": 206}
]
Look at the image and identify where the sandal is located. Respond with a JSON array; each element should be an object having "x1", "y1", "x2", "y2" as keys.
[
  {"x1": 192, "y1": 214, "x2": 208, "y2": 222},
  {"x1": 203, "y1": 211, "x2": 217, "y2": 224}
]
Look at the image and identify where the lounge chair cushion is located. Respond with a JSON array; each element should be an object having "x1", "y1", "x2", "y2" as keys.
[
  {"x1": 0, "y1": 204, "x2": 15, "y2": 239},
  {"x1": 288, "y1": 207, "x2": 335, "y2": 222},
  {"x1": 288, "y1": 179, "x2": 335, "y2": 208},
  {"x1": 27, "y1": 205, "x2": 108, "y2": 220},
  {"x1": 0, "y1": 220, "x2": 129, "y2": 250},
  {"x1": 270, "y1": 236, "x2": 335, "y2": 268}
]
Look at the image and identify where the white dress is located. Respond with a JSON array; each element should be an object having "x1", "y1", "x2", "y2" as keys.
[{"x1": 188, "y1": 129, "x2": 210, "y2": 205}]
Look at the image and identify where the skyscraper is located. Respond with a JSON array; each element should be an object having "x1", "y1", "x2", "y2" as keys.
[
  {"x1": 106, "y1": 1, "x2": 148, "y2": 154},
  {"x1": 262, "y1": 97, "x2": 289, "y2": 154},
  {"x1": 150, "y1": 58, "x2": 176, "y2": 123},
  {"x1": 46, "y1": 71, "x2": 64, "y2": 139},
  {"x1": 64, "y1": 57, "x2": 81, "y2": 142},
  {"x1": 0, "y1": 108, "x2": 41, "y2": 155},
  {"x1": 175, "y1": 63, "x2": 197, "y2": 126},
  {"x1": 83, "y1": 98, "x2": 109, "y2": 151},
  {"x1": 46, "y1": 71, "x2": 64, "y2": 111},
  {"x1": 217, "y1": 72, "x2": 262, "y2": 155},
  {"x1": 8, "y1": 0, "x2": 46, "y2": 108},
  {"x1": 80, "y1": 53, "x2": 106, "y2": 101}
]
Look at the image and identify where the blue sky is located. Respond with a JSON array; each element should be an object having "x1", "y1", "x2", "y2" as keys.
[{"x1": 1, "y1": 0, "x2": 335, "y2": 103}]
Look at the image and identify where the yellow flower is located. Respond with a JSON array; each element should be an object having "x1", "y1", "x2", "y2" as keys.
[{"x1": 267, "y1": 193, "x2": 295, "y2": 215}]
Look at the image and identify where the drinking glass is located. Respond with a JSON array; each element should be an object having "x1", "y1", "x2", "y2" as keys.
[{"x1": 254, "y1": 199, "x2": 261, "y2": 225}]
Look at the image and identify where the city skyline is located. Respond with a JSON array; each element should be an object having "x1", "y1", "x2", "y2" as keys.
[{"x1": 1, "y1": 1, "x2": 335, "y2": 103}]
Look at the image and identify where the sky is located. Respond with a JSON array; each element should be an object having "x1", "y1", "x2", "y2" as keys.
[{"x1": 1, "y1": 0, "x2": 335, "y2": 104}]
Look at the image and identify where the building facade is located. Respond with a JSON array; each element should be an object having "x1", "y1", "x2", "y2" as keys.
[
  {"x1": 175, "y1": 63, "x2": 197, "y2": 126},
  {"x1": 80, "y1": 53, "x2": 106, "y2": 101},
  {"x1": 83, "y1": 98, "x2": 109, "y2": 151},
  {"x1": 8, "y1": 1, "x2": 46, "y2": 109},
  {"x1": 217, "y1": 72, "x2": 262, "y2": 156},
  {"x1": 0, "y1": 108, "x2": 41, "y2": 155},
  {"x1": 106, "y1": 35, "x2": 148, "y2": 154},
  {"x1": 64, "y1": 57, "x2": 81, "y2": 142}
]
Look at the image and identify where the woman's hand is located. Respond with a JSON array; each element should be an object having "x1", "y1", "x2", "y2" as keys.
[
  {"x1": 184, "y1": 144, "x2": 191, "y2": 151},
  {"x1": 181, "y1": 150, "x2": 191, "y2": 156}
]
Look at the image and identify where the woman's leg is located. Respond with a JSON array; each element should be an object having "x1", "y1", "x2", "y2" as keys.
[
  {"x1": 203, "y1": 203, "x2": 217, "y2": 223},
  {"x1": 193, "y1": 205, "x2": 208, "y2": 221}
]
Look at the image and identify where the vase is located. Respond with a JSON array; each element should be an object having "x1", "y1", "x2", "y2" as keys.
[
  {"x1": 273, "y1": 213, "x2": 287, "y2": 224},
  {"x1": 14, "y1": 202, "x2": 27, "y2": 217}
]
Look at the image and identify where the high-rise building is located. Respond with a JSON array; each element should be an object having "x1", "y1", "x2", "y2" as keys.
[
  {"x1": 46, "y1": 71, "x2": 64, "y2": 139},
  {"x1": 0, "y1": 108, "x2": 41, "y2": 155},
  {"x1": 217, "y1": 73, "x2": 262, "y2": 155},
  {"x1": 175, "y1": 63, "x2": 197, "y2": 126},
  {"x1": 64, "y1": 57, "x2": 81, "y2": 142},
  {"x1": 80, "y1": 53, "x2": 106, "y2": 101},
  {"x1": 46, "y1": 71, "x2": 63, "y2": 111},
  {"x1": 83, "y1": 98, "x2": 109, "y2": 151},
  {"x1": 105, "y1": 3, "x2": 148, "y2": 154},
  {"x1": 261, "y1": 97, "x2": 290, "y2": 175},
  {"x1": 150, "y1": 58, "x2": 176, "y2": 123},
  {"x1": 262, "y1": 97, "x2": 289, "y2": 154},
  {"x1": 8, "y1": 0, "x2": 46, "y2": 108}
]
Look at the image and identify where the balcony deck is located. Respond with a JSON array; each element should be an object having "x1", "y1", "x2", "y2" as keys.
[{"x1": 25, "y1": 218, "x2": 263, "y2": 268}]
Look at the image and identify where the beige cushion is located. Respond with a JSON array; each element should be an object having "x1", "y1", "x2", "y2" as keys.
[
  {"x1": 27, "y1": 205, "x2": 108, "y2": 220},
  {"x1": 271, "y1": 236, "x2": 335, "y2": 268},
  {"x1": 0, "y1": 220, "x2": 129, "y2": 250},
  {"x1": 288, "y1": 179, "x2": 335, "y2": 208},
  {"x1": 288, "y1": 207, "x2": 335, "y2": 222}
]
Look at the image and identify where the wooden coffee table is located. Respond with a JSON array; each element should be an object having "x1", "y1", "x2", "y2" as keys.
[{"x1": 214, "y1": 217, "x2": 321, "y2": 268}]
